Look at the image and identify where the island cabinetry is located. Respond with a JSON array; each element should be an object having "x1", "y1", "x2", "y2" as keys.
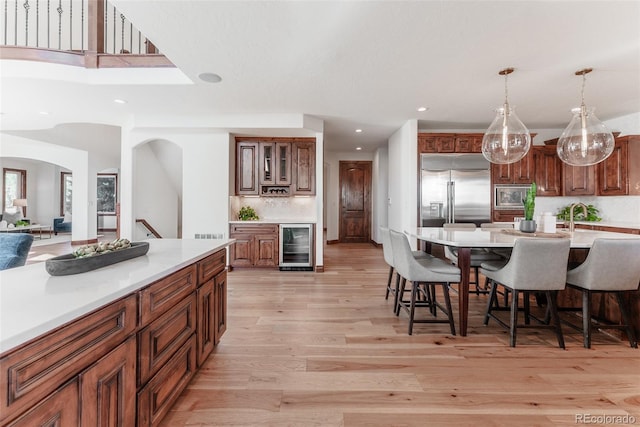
[
  {"x1": 229, "y1": 223, "x2": 279, "y2": 268},
  {"x1": 0, "y1": 295, "x2": 137, "y2": 426},
  {"x1": 196, "y1": 251, "x2": 227, "y2": 365},
  {"x1": 138, "y1": 265, "x2": 197, "y2": 325},
  {"x1": 533, "y1": 145, "x2": 562, "y2": 196},
  {"x1": 5, "y1": 379, "x2": 79, "y2": 427}
]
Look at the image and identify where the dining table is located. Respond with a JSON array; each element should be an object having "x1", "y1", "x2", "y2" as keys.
[{"x1": 405, "y1": 226, "x2": 640, "y2": 336}]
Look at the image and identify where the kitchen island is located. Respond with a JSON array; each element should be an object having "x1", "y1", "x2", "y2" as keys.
[{"x1": 0, "y1": 238, "x2": 232, "y2": 426}]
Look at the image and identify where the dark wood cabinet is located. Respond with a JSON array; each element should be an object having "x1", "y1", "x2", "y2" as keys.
[
  {"x1": 597, "y1": 137, "x2": 628, "y2": 196},
  {"x1": 236, "y1": 142, "x2": 259, "y2": 195},
  {"x1": 6, "y1": 379, "x2": 79, "y2": 427},
  {"x1": 80, "y1": 337, "x2": 137, "y2": 426},
  {"x1": 418, "y1": 134, "x2": 455, "y2": 153},
  {"x1": 533, "y1": 145, "x2": 562, "y2": 196},
  {"x1": 563, "y1": 135, "x2": 639, "y2": 196},
  {"x1": 236, "y1": 137, "x2": 315, "y2": 196},
  {"x1": 292, "y1": 141, "x2": 316, "y2": 195},
  {"x1": 563, "y1": 163, "x2": 596, "y2": 196},
  {"x1": 229, "y1": 223, "x2": 279, "y2": 268},
  {"x1": 260, "y1": 142, "x2": 292, "y2": 186},
  {"x1": 454, "y1": 135, "x2": 483, "y2": 153},
  {"x1": 214, "y1": 270, "x2": 228, "y2": 344},
  {"x1": 491, "y1": 149, "x2": 534, "y2": 185}
]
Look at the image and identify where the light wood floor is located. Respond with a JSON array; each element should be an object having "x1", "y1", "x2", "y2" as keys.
[{"x1": 27, "y1": 240, "x2": 640, "y2": 426}]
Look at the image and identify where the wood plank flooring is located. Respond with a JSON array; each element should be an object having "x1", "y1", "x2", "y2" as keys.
[
  {"x1": 163, "y1": 242, "x2": 640, "y2": 426},
  {"x1": 25, "y1": 239, "x2": 640, "y2": 426}
]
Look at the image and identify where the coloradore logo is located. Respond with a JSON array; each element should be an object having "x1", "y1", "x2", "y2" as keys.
[{"x1": 575, "y1": 414, "x2": 636, "y2": 424}]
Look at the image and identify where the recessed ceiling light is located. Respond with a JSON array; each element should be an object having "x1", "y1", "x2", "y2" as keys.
[
  {"x1": 113, "y1": 99, "x2": 127, "y2": 104},
  {"x1": 417, "y1": 106, "x2": 428, "y2": 112},
  {"x1": 199, "y1": 72, "x2": 222, "y2": 83},
  {"x1": 356, "y1": 147, "x2": 362, "y2": 151},
  {"x1": 39, "y1": 111, "x2": 49, "y2": 115},
  {"x1": 355, "y1": 129, "x2": 363, "y2": 133}
]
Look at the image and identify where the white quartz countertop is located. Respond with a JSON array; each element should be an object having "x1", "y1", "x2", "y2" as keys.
[
  {"x1": 0, "y1": 238, "x2": 233, "y2": 354},
  {"x1": 229, "y1": 219, "x2": 317, "y2": 224},
  {"x1": 573, "y1": 220, "x2": 640, "y2": 230}
]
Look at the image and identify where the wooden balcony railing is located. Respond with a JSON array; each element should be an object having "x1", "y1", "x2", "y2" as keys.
[{"x1": 0, "y1": 0, "x2": 173, "y2": 68}]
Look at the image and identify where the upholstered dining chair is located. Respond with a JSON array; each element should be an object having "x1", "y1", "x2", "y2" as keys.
[
  {"x1": 389, "y1": 229, "x2": 459, "y2": 335},
  {"x1": 481, "y1": 238, "x2": 571, "y2": 348},
  {"x1": 442, "y1": 223, "x2": 504, "y2": 294},
  {"x1": 0, "y1": 233, "x2": 34, "y2": 270},
  {"x1": 380, "y1": 227, "x2": 431, "y2": 312},
  {"x1": 564, "y1": 238, "x2": 640, "y2": 348}
]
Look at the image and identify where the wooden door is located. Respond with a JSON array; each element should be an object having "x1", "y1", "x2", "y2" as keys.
[
  {"x1": 214, "y1": 270, "x2": 228, "y2": 344},
  {"x1": 236, "y1": 142, "x2": 259, "y2": 195},
  {"x1": 563, "y1": 164, "x2": 596, "y2": 196},
  {"x1": 254, "y1": 234, "x2": 278, "y2": 267},
  {"x1": 292, "y1": 142, "x2": 316, "y2": 195},
  {"x1": 597, "y1": 138, "x2": 628, "y2": 195},
  {"x1": 339, "y1": 161, "x2": 371, "y2": 243},
  {"x1": 533, "y1": 146, "x2": 562, "y2": 196}
]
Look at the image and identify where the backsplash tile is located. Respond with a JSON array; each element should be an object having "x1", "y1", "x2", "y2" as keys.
[
  {"x1": 535, "y1": 196, "x2": 640, "y2": 223},
  {"x1": 230, "y1": 196, "x2": 317, "y2": 221}
]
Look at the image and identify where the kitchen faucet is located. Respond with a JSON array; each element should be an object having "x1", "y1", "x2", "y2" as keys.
[{"x1": 568, "y1": 202, "x2": 588, "y2": 233}]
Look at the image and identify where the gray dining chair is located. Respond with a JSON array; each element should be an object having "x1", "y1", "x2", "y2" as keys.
[
  {"x1": 389, "y1": 229, "x2": 459, "y2": 335},
  {"x1": 443, "y1": 223, "x2": 503, "y2": 294},
  {"x1": 481, "y1": 237, "x2": 571, "y2": 348},
  {"x1": 380, "y1": 227, "x2": 431, "y2": 311},
  {"x1": 565, "y1": 238, "x2": 640, "y2": 348}
]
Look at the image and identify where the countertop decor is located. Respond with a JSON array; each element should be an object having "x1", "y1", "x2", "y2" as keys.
[
  {"x1": 45, "y1": 241, "x2": 149, "y2": 276},
  {"x1": 556, "y1": 203, "x2": 601, "y2": 222},
  {"x1": 238, "y1": 206, "x2": 259, "y2": 221}
]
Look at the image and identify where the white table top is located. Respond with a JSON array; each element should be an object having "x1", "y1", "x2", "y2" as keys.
[
  {"x1": 406, "y1": 227, "x2": 640, "y2": 249},
  {"x1": 0, "y1": 238, "x2": 233, "y2": 354}
]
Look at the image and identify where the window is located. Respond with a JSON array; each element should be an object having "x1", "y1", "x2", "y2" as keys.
[
  {"x1": 3, "y1": 168, "x2": 27, "y2": 214},
  {"x1": 60, "y1": 172, "x2": 73, "y2": 215}
]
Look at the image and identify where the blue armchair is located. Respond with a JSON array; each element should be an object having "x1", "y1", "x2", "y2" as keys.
[
  {"x1": 53, "y1": 217, "x2": 72, "y2": 235},
  {"x1": 0, "y1": 234, "x2": 34, "y2": 270}
]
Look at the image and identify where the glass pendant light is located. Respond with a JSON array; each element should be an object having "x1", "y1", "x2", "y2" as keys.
[
  {"x1": 556, "y1": 68, "x2": 615, "y2": 166},
  {"x1": 482, "y1": 68, "x2": 531, "y2": 164}
]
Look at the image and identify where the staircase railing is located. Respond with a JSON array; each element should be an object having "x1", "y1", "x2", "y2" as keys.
[
  {"x1": 0, "y1": 0, "x2": 173, "y2": 68},
  {"x1": 136, "y1": 218, "x2": 161, "y2": 239}
]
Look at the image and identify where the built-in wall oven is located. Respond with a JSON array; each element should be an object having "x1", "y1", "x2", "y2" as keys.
[{"x1": 279, "y1": 223, "x2": 313, "y2": 271}]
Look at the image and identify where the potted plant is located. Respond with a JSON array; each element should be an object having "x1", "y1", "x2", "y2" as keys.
[
  {"x1": 238, "y1": 206, "x2": 259, "y2": 221},
  {"x1": 520, "y1": 182, "x2": 537, "y2": 233}
]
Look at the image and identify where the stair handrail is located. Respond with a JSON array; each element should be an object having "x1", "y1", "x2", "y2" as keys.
[{"x1": 136, "y1": 218, "x2": 162, "y2": 239}]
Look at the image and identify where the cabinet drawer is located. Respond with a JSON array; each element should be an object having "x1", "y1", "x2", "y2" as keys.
[
  {"x1": 137, "y1": 335, "x2": 197, "y2": 427},
  {"x1": 230, "y1": 223, "x2": 278, "y2": 234},
  {"x1": 138, "y1": 294, "x2": 197, "y2": 386},
  {"x1": 6, "y1": 378, "x2": 79, "y2": 427},
  {"x1": 139, "y1": 264, "x2": 197, "y2": 325},
  {"x1": 197, "y1": 249, "x2": 226, "y2": 283},
  {"x1": 0, "y1": 295, "x2": 137, "y2": 425}
]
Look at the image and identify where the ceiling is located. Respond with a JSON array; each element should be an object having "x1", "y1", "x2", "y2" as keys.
[{"x1": 1, "y1": 0, "x2": 639, "y2": 155}]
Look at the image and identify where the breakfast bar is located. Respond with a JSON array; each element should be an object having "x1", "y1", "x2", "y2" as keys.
[{"x1": 406, "y1": 227, "x2": 640, "y2": 336}]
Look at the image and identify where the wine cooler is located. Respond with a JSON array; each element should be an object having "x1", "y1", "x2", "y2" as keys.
[{"x1": 279, "y1": 223, "x2": 313, "y2": 271}]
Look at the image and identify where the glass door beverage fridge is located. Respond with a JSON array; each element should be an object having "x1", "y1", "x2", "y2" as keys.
[{"x1": 279, "y1": 224, "x2": 313, "y2": 271}]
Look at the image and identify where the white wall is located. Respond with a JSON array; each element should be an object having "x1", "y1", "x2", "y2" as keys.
[
  {"x1": 388, "y1": 120, "x2": 418, "y2": 247},
  {"x1": 133, "y1": 143, "x2": 180, "y2": 239},
  {"x1": 324, "y1": 150, "x2": 375, "y2": 242},
  {"x1": 124, "y1": 129, "x2": 231, "y2": 242},
  {"x1": 372, "y1": 146, "x2": 388, "y2": 244}
]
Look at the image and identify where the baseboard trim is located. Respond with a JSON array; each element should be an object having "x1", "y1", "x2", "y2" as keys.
[
  {"x1": 71, "y1": 238, "x2": 98, "y2": 246},
  {"x1": 315, "y1": 265, "x2": 324, "y2": 272},
  {"x1": 327, "y1": 239, "x2": 339, "y2": 245},
  {"x1": 371, "y1": 240, "x2": 381, "y2": 248}
]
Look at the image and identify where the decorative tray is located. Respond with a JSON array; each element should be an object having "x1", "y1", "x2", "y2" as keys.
[
  {"x1": 501, "y1": 229, "x2": 570, "y2": 239},
  {"x1": 45, "y1": 242, "x2": 150, "y2": 276}
]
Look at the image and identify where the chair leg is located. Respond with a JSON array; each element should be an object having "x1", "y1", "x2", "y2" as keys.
[
  {"x1": 509, "y1": 289, "x2": 518, "y2": 347},
  {"x1": 523, "y1": 292, "x2": 531, "y2": 325},
  {"x1": 408, "y1": 281, "x2": 417, "y2": 335},
  {"x1": 484, "y1": 279, "x2": 499, "y2": 325},
  {"x1": 582, "y1": 289, "x2": 592, "y2": 349},
  {"x1": 474, "y1": 267, "x2": 480, "y2": 295},
  {"x1": 430, "y1": 284, "x2": 438, "y2": 316},
  {"x1": 615, "y1": 292, "x2": 638, "y2": 349},
  {"x1": 385, "y1": 266, "x2": 394, "y2": 300},
  {"x1": 442, "y1": 283, "x2": 456, "y2": 336},
  {"x1": 393, "y1": 273, "x2": 402, "y2": 313},
  {"x1": 396, "y1": 277, "x2": 406, "y2": 316},
  {"x1": 547, "y1": 291, "x2": 565, "y2": 349}
]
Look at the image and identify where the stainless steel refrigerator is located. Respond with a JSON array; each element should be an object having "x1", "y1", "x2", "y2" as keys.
[{"x1": 420, "y1": 153, "x2": 491, "y2": 226}]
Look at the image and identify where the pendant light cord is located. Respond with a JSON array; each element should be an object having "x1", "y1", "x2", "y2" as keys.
[
  {"x1": 504, "y1": 72, "x2": 509, "y2": 106},
  {"x1": 580, "y1": 71, "x2": 587, "y2": 107}
]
